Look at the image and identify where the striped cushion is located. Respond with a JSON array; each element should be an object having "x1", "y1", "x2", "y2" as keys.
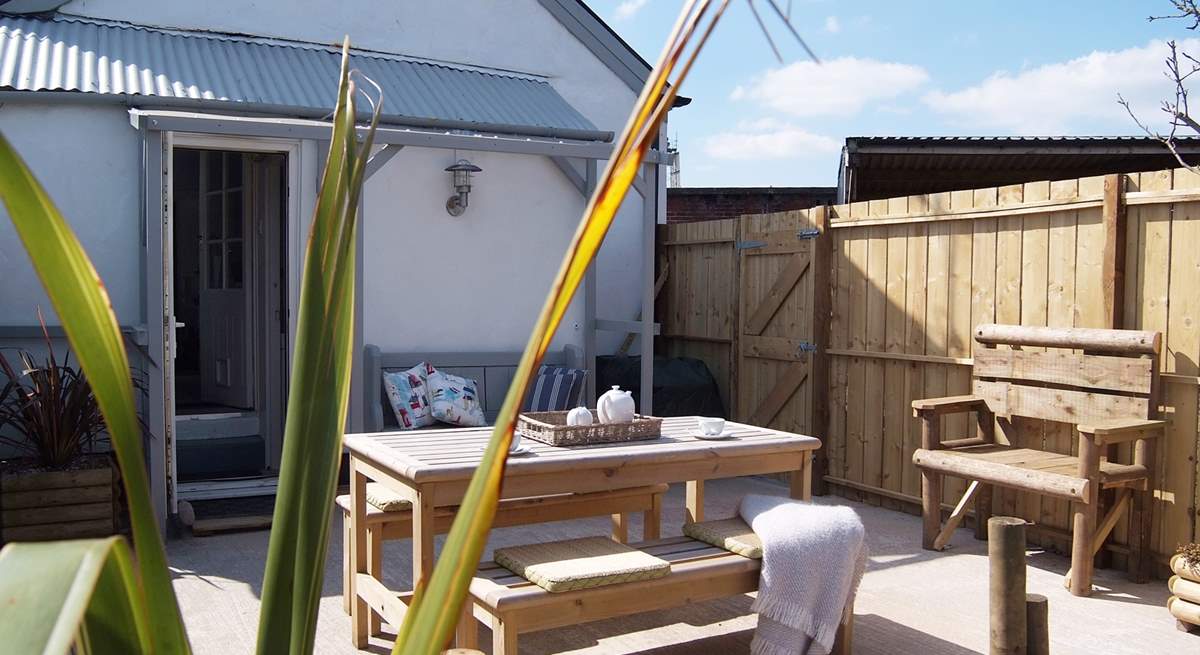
[
  {"x1": 524, "y1": 366, "x2": 586, "y2": 411},
  {"x1": 683, "y1": 517, "x2": 763, "y2": 559}
]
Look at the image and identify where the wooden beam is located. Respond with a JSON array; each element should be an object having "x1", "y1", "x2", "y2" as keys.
[
  {"x1": 932, "y1": 480, "x2": 981, "y2": 550},
  {"x1": 1102, "y1": 174, "x2": 1128, "y2": 328},
  {"x1": 912, "y1": 449, "x2": 1091, "y2": 501},
  {"x1": 973, "y1": 323, "x2": 1160, "y2": 355},
  {"x1": 364, "y1": 144, "x2": 403, "y2": 179},
  {"x1": 749, "y1": 360, "x2": 809, "y2": 426},
  {"x1": 744, "y1": 254, "x2": 810, "y2": 336},
  {"x1": 617, "y1": 262, "x2": 669, "y2": 355},
  {"x1": 810, "y1": 205, "x2": 832, "y2": 496},
  {"x1": 550, "y1": 155, "x2": 587, "y2": 196}
]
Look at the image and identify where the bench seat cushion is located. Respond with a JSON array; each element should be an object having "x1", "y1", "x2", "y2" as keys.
[
  {"x1": 683, "y1": 517, "x2": 763, "y2": 559},
  {"x1": 495, "y1": 536, "x2": 670, "y2": 593}
]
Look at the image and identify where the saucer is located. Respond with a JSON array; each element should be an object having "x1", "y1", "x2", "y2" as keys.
[{"x1": 691, "y1": 430, "x2": 734, "y2": 440}]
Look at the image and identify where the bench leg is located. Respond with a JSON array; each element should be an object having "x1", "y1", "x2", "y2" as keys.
[
  {"x1": 643, "y1": 492, "x2": 662, "y2": 541},
  {"x1": 611, "y1": 513, "x2": 629, "y2": 544},
  {"x1": 1128, "y1": 438, "x2": 1156, "y2": 583},
  {"x1": 492, "y1": 616, "x2": 518, "y2": 655},
  {"x1": 686, "y1": 480, "x2": 704, "y2": 525},
  {"x1": 919, "y1": 416, "x2": 942, "y2": 551},
  {"x1": 920, "y1": 468, "x2": 943, "y2": 551},
  {"x1": 350, "y1": 462, "x2": 370, "y2": 648},
  {"x1": 831, "y1": 603, "x2": 853, "y2": 655},
  {"x1": 367, "y1": 525, "x2": 383, "y2": 635},
  {"x1": 1069, "y1": 434, "x2": 1101, "y2": 597},
  {"x1": 974, "y1": 483, "x2": 992, "y2": 541},
  {"x1": 455, "y1": 600, "x2": 479, "y2": 649},
  {"x1": 342, "y1": 510, "x2": 351, "y2": 615}
]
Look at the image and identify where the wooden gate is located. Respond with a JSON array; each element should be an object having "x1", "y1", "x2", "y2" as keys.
[{"x1": 736, "y1": 211, "x2": 823, "y2": 436}]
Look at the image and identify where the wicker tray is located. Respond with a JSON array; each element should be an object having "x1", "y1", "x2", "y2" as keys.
[{"x1": 517, "y1": 411, "x2": 663, "y2": 447}]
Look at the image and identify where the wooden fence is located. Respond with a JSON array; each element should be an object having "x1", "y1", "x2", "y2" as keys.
[{"x1": 658, "y1": 167, "x2": 1200, "y2": 564}]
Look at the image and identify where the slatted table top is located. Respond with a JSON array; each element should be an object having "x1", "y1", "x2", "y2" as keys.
[{"x1": 344, "y1": 416, "x2": 820, "y2": 483}]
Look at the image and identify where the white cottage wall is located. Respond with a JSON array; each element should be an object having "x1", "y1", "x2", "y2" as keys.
[
  {"x1": 0, "y1": 102, "x2": 142, "y2": 325},
  {"x1": 362, "y1": 146, "x2": 587, "y2": 354}
]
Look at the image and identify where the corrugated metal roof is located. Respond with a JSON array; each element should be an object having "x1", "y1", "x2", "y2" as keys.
[{"x1": 0, "y1": 14, "x2": 606, "y2": 140}]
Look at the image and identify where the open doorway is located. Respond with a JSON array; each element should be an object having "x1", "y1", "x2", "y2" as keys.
[{"x1": 172, "y1": 147, "x2": 288, "y2": 483}]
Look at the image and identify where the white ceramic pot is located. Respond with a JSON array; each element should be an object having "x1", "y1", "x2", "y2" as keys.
[
  {"x1": 597, "y1": 385, "x2": 636, "y2": 424},
  {"x1": 566, "y1": 406, "x2": 593, "y2": 426}
]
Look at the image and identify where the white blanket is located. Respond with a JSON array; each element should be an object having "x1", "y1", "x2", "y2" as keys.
[{"x1": 739, "y1": 494, "x2": 868, "y2": 655}]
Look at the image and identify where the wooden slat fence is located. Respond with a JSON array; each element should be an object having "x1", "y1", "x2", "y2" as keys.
[{"x1": 659, "y1": 166, "x2": 1200, "y2": 565}]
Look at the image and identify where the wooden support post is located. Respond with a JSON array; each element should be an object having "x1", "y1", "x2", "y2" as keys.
[
  {"x1": 1129, "y1": 437, "x2": 1156, "y2": 582},
  {"x1": 989, "y1": 517, "x2": 1028, "y2": 655},
  {"x1": 933, "y1": 480, "x2": 980, "y2": 550},
  {"x1": 643, "y1": 491, "x2": 662, "y2": 540},
  {"x1": 685, "y1": 480, "x2": 704, "y2": 525},
  {"x1": 920, "y1": 414, "x2": 943, "y2": 550},
  {"x1": 1025, "y1": 594, "x2": 1049, "y2": 655},
  {"x1": 454, "y1": 599, "x2": 479, "y2": 650},
  {"x1": 811, "y1": 205, "x2": 832, "y2": 496},
  {"x1": 1070, "y1": 435, "x2": 1101, "y2": 596},
  {"x1": 1098, "y1": 176, "x2": 1125, "y2": 572},
  {"x1": 610, "y1": 513, "x2": 629, "y2": 544}
]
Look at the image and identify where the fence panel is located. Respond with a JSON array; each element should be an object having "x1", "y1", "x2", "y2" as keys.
[{"x1": 659, "y1": 167, "x2": 1200, "y2": 563}]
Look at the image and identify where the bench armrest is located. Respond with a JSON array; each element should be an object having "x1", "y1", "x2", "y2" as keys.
[
  {"x1": 912, "y1": 395, "x2": 986, "y2": 417},
  {"x1": 1077, "y1": 418, "x2": 1166, "y2": 446}
]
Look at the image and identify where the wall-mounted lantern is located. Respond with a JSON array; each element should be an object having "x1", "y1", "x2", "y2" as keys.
[{"x1": 444, "y1": 159, "x2": 482, "y2": 217}]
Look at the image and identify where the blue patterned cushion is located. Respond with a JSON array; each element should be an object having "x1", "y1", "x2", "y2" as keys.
[
  {"x1": 428, "y1": 370, "x2": 486, "y2": 427},
  {"x1": 525, "y1": 366, "x2": 586, "y2": 412},
  {"x1": 382, "y1": 363, "x2": 436, "y2": 430}
]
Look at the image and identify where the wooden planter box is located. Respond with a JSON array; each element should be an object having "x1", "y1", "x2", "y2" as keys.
[{"x1": 0, "y1": 460, "x2": 117, "y2": 543}]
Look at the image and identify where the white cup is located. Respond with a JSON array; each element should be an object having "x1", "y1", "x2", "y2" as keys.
[
  {"x1": 697, "y1": 417, "x2": 725, "y2": 436},
  {"x1": 509, "y1": 432, "x2": 523, "y2": 451}
]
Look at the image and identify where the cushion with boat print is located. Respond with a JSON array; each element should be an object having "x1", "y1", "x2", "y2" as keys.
[
  {"x1": 382, "y1": 362, "x2": 436, "y2": 430},
  {"x1": 428, "y1": 370, "x2": 486, "y2": 427}
]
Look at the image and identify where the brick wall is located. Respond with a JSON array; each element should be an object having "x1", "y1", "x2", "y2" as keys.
[{"x1": 666, "y1": 187, "x2": 837, "y2": 223}]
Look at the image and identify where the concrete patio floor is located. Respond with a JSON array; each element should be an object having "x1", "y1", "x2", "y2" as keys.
[{"x1": 169, "y1": 476, "x2": 1194, "y2": 654}]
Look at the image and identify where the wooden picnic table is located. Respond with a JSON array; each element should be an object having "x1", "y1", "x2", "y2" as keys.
[{"x1": 343, "y1": 415, "x2": 821, "y2": 645}]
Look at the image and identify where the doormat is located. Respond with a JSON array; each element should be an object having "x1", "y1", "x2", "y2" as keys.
[{"x1": 188, "y1": 495, "x2": 275, "y2": 536}]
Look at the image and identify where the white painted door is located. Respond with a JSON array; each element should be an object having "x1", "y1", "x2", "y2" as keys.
[{"x1": 198, "y1": 151, "x2": 255, "y2": 409}]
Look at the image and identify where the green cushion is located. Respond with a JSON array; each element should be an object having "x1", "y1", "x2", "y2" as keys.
[
  {"x1": 683, "y1": 517, "x2": 763, "y2": 559},
  {"x1": 366, "y1": 483, "x2": 411, "y2": 512},
  {"x1": 495, "y1": 536, "x2": 670, "y2": 593}
]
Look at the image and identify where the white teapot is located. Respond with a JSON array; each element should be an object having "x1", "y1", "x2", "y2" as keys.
[
  {"x1": 566, "y1": 406, "x2": 593, "y2": 426},
  {"x1": 596, "y1": 386, "x2": 636, "y2": 424}
]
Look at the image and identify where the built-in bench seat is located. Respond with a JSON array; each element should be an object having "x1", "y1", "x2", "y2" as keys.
[
  {"x1": 337, "y1": 484, "x2": 666, "y2": 614},
  {"x1": 457, "y1": 535, "x2": 853, "y2": 655}
]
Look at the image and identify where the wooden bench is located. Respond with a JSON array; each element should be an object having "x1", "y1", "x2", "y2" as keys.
[
  {"x1": 337, "y1": 484, "x2": 666, "y2": 614},
  {"x1": 457, "y1": 535, "x2": 853, "y2": 655},
  {"x1": 912, "y1": 324, "x2": 1164, "y2": 596}
]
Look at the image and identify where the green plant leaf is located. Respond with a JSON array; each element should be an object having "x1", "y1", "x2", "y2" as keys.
[
  {"x1": 0, "y1": 134, "x2": 190, "y2": 652},
  {"x1": 393, "y1": 2, "x2": 730, "y2": 652},
  {"x1": 0, "y1": 537, "x2": 152, "y2": 655},
  {"x1": 255, "y1": 38, "x2": 382, "y2": 654}
]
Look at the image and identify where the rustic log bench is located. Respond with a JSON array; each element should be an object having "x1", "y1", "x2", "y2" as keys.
[
  {"x1": 336, "y1": 484, "x2": 666, "y2": 614},
  {"x1": 912, "y1": 324, "x2": 1164, "y2": 596},
  {"x1": 456, "y1": 535, "x2": 853, "y2": 655}
]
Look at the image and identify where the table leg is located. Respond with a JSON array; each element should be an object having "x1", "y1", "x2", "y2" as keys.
[
  {"x1": 685, "y1": 480, "x2": 705, "y2": 525},
  {"x1": 350, "y1": 459, "x2": 369, "y2": 648},
  {"x1": 791, "y1": 452, "x2": 813, "y2": 501},
  {"x1": 367, "y1": 525, "x2": 383, "y2": 635},
  {"x1": 610, "y1": 513, "x2": 629, "y2": 543},
  {"x1": 412, "y1": 486, "x2": 436, "y2": 591}
]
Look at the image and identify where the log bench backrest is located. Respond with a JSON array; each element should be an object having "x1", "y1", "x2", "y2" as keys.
[{"x1": 971, "y1": 324, "x2": 1162, "y2": 425}]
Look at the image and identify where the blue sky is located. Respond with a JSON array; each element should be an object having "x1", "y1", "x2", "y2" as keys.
[{"x1": 593, "y1": 1, "x2": 1196, "y2": 187}]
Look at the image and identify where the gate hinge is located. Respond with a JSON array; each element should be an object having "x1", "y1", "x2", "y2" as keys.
[
  {"x1": 735, "y1": 240, "x2": 766, "y2": 250},
  {"x1": 797, "y1": 228, "x2": 821, "y2": 239}
]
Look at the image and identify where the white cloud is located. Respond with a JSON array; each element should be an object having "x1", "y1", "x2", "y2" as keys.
[
  {"x1": 732, "y1": 57, "x2": 929, "y2": 117},
  {"x1": 614, "y1": 0, "x2": 648, "y2": 20},
  {"x1": 703, "y1": 120, "x2": 841, "y2": 160},
  {"x1": 824, "y1": 16, "x2": 840, "y2": 33},
  {"x1": 924, "y1": 38, "x2": 1200, "y2": 134}
]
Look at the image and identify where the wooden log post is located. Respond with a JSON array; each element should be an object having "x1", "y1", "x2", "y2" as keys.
[
  {"x1": 1025, "y1": 594, "x2": 1049, "y2": 655},
  {"x1": 989, "y1": 517, "x2": 1028, "y2": 655},
  {"x1": 810, "y1": 205, "x2": 832, "y2": 496},
  {"x1": 1070, "y1": 434, "x2": 1102, "y2": 596},
  {"x1": 919, "y1": 413, "x2": 943, "y2": 550}
]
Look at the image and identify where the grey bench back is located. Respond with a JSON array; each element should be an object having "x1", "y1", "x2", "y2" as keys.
[{"x1": 363, "y1": 344, "x2": 582, "y2": 432}]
